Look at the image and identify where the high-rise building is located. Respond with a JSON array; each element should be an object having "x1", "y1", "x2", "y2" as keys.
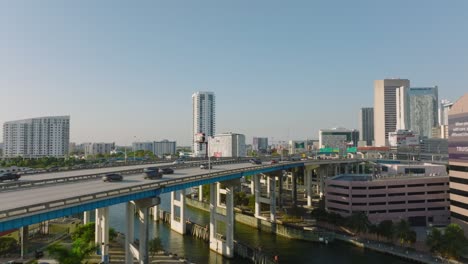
[
  {"x1": 252, "y1": 137, "x2": 268, "y2": 153},
  {"x1": 439, "y1": 99, "x2": 454, "y2": 126},
  {"x1": 374, "y1": 79, "x2": 410, "y2": 146},
  {"x1": 208, "y1": 133, "x2": 246, "y2": 157},
  {"x1": 448, "y1": 93, "x2": 468, "y2": 235},
  {"x1": 359, "y1": 107, "x2": 374, "y2": 146},
  {"x1": 3, "y1": 116, "x2": 70, "y2": 158},
  {"x1": 319, "y1": 128, "x2": 359, "y2": 148},
  {"x1": 192, "y1": 91, "x2": 215, "y2": 157},
  {"x1": 407, "y1": 87, "x2": 439, "y2": 139}
]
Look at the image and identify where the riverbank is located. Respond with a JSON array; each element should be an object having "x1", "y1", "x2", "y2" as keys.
[{"x1": 185, "y1": 197, "x2": 461, "y2": 264}]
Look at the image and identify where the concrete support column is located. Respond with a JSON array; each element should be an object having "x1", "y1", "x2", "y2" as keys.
[
  {"x1": 153, "y1": 205, "x2": 160, "y2": 222},
  {"x1": 83, "y1": 211, "x2": 91, "y2": 225},
  {"x1": 20, "y1": 226, "x2": 28, "y2": 259},
  {"x1": 125, "y1": 202, "x2": 135, "y2": 264},
  {"x1": 334, "y1": 165, "x2": 338, "y2": 175},
  {"x1": 138, "y1": 207, "x2": 149, "y2": 264},
  {"x1": 266, "y1": 174, "x2": 271, "y2": 196},
  {"x1": 305, "y1": 168, "x2": 312, "y2": 207},
  {"x1": 250, "y1": 177, "x2": 255, "y2": 195},
  {"x1": 279, "y1": 171, "x2": 284, "y2": 209},
  {"x1": 345, "y1": 164, "x2": 350, "y2": 174},
  {"x1": 100, "y1": 207, "x2": 110, "y2": 264},
  {"x1": 269, "y1": 176, "x2": 277, "y2": 222},
  {"x1": 170, "y1": 190, "x2": 186, "y2": 234},
  {"x1": 291, "y1": 171, "x2": 297, "y2": 206},
  {"x1": 209, "y1": 182, "x2": 234, "y2": 258},
  {"x1": 199, "y1": 184, "x2": 203, "y2": 202},
  {"x1": 217, "y1": 182, "x2": 226, "y2": 207},
  {"x1": 209, "y1": 183, "x2": 217, "y2": 250},
  {"x1": 225, "y1": 186, "x2": 234, "y2": 256},
  {"x1": 254, "y1": 174, "x2": 261, "y2": 218},
  {"x1": 95, "y1": 208, "x2": 103, "y2": 247}
]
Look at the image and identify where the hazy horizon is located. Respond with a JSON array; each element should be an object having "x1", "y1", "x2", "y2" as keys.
[{"x1": 1, "y1": 1, "x2": 467, "y2": 146}]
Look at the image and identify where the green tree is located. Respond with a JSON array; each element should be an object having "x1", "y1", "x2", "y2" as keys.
[
  {"x1": 377, "y1": 220, "x2": 394, "y2": 240},
  {"x1": 47, "y1": 239, "x2": 96, "y2": 264},
  {"x1": 426, "y1": 227, "x2": 443, "y2": 253},
  {"x1": 441, "y1": 224, "x2": 468, "y2": 259},
  {"x1": 348, "y1": 212, "x2": 370, "y2": 234},
  {"x1": 394, "y1": 220, "x2": 416, "y2": 246},
  {"x1": 0, "y1": 237, "x2": 18, "y2": 255}
]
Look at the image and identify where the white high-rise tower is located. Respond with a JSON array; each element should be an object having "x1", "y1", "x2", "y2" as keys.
[{"x1": 192, "y1": 91, "x2": 215, "y2": 157}]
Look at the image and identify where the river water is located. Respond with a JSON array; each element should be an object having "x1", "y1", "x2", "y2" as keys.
[{"x1": 108, "y1": 192, "x2": 411, "y2": 264}]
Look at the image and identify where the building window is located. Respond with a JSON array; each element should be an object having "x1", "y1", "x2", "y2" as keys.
[
  {"x1": 408, "y1": 208, "x2": 425, "y2": 212},
  {"x1": 389, "y1": 209, "x2": 405, "y2": 213}
]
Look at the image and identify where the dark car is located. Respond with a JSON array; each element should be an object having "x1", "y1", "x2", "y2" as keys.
[
  {"x1": 102, "y1": 173, "x2": 123, "y2": 182},
  {"x1": 35, "y1": 250, "x2": 44, "y2": 259},
  {"x1": 144, "y1": 168, "x2": 163, "y2": 179},
  {"x1": 200, "y1": 163, "x2": 213, "y2": 169},
  {"x1": 249, "y1": 159, "x2": 262, "y2": 165},
  {"x1": 0, "y1": 173, "x2": 20, "y2": 182},
  {"x1": 270, "y1": 159, "x2": 279, "y2": 164},
  {"x1": 161, "y1": 168, "x2": 174, "y2": 174}
]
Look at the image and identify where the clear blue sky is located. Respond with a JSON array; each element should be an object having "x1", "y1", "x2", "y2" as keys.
[{"x1": 1, "y1": 0, "x2": 467, "y2": 146}]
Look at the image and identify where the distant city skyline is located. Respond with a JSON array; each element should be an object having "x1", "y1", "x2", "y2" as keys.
[{"x1": 1, "y1": 1, "x2": 467, "y2": 146}]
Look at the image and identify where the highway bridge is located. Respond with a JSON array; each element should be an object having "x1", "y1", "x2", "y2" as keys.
[{"x1": 0, "y1": 158, "x2": 364, "y2": 263}]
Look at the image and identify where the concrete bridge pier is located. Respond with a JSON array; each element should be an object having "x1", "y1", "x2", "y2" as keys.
[
  {"x1": 170, "y1": 190, "x2": 186, "y2": 234},
  {"x1": 254, "y1": 174, "x2": 261, "y2": 218},
  {"x1": 198, "y1": 184, "x2": 203, "y2": 202},
  {"x1": 209, "y1": 182, "x2": 234, "y2": 258},
  {"x1": 126, "y1": 197, "x2": 161, "y2": 264},
  {"x1": 83, "y1": 210, "x2": 91, "y2": 225},
  {"x1": 95, "y1": 207, "x2": 110, "y2": 264},
  {"x1": 304, "y1": 166, "x2": 314, "y2": 207},
  {"x1": 20, "y1": 226, "x2": 28, "y2": 259},
  {"x1": 125, "y1": 202, "x2": 135, "y2": 264},
  {"x1": 269, "y1": 176, "x2": 277, "y2": 222}
]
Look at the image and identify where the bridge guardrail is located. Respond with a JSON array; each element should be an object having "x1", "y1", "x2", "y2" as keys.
[
  {"x1": 0, "y1": 159, "x2": 363, "y2": 221},
  {"x1": 0, "y1": 162, "x2": 296, "y2": 220},
  {"x1": 0, "y1": 158, "x2": 252, "y2": 192}
]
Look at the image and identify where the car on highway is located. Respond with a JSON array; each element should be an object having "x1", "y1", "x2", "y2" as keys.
[
  {"x1": 172, "y1": 159, "x2": 184, "y2": 165},
  {"x1": 102, "y1": 173, "x2": 123, "y2": 182},
  {"x1": 270, "y1": 159, "x2": 279, "y2": 164},
  {"x1": 161, "y1": 168, "x2": 174, "y2": 174},
  {"x1": 249, "y1": 158, "x2": 262, "y2": 165},
  {"x1": 144, "y1": 167, "x2": 163, "y2": 179},
  {"x1": 0, "y1": 173, "x2": 21, "y2": 182},
  {"x1": 200, "y1": 163, "x2": 213, "y2": 169}
]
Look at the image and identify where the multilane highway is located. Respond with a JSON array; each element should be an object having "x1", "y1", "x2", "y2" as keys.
[{"x1": 0, "y1": 159, "x2": 358, "y2": 232}]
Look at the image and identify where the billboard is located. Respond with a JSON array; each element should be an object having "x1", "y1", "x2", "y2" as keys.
[
  {"x1": 194, "y1": 133, "x2": 205, "y2": 143},
  {"x1": 295, "y1": 142, "x2": 305, "y2": 149},
  {"x1": 449, "y1": 112, "x2": 468, "y2": 163}
]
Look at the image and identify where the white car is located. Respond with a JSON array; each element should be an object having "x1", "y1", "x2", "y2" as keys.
[{"x1": 172, "y1": 160, "x2": 184, "y2": 165}]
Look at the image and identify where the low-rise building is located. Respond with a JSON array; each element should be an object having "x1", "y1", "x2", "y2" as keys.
[
  {"x1": 325, "y1": 173, "x2": 449, "y2": 226},
  {"x1": 208, "y1": 132, "x2": 246, "y2": 157}
]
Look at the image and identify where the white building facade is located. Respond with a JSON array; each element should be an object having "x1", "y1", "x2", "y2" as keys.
[
  {"x1": 192, "y1": 91, "x2": 216, "y2": 157},
  {"x1": 374, "y1": 79, "x2": 410, "y2": 146},
  {"x1": 84, "y1": 142, "x2": 115, "y2": 157},
  {"x1": 3, "y1": 116, "x2": 70, "y2": 158},
  {"x1": 208, "y1": 133, "x2": 246, "y2": 157},
  {"x1": 132, "y1": 140, "x2": 176, "y2": 157}
]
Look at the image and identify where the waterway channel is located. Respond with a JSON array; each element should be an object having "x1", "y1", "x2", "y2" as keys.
[{"x1": 108, "y1": 192, "x2": 412, "y2": 264}]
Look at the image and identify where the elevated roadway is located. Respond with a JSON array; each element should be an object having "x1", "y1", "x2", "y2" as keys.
[{"x1": 0, "y1": 159, "x2": 360, "y2": 232}]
